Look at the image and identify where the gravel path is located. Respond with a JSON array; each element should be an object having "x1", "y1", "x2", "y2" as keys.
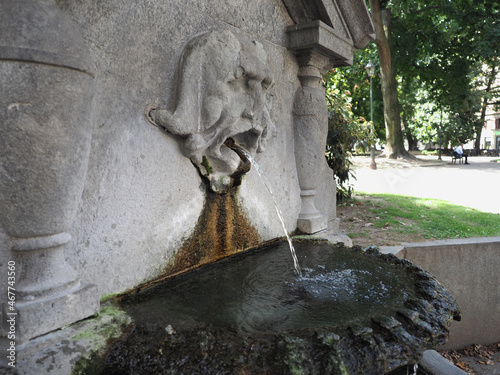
[{"x1": 350, "y1": 155, "x2": 500, "y2": 214}]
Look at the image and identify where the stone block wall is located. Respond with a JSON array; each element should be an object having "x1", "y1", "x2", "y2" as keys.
[
  {"x1": 381, "y1": 237, "x2": 500, "y2": 350},
  {"x1": 58, "y1": 0, "x2": 311, "y2": 296}
]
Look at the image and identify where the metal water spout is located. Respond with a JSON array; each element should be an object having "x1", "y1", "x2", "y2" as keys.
[{"x1": 224, "y1": 138, "x2": 252, "y2": 180}]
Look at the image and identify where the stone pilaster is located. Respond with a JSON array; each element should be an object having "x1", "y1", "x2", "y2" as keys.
[
  {"x1": 292, "y1": 51, "x2": 331, "y2": 234},
  {"x1": 0, "y1": 0, "x2": 99, "y2": 343},
  {"x1": 287, "y1": 19, "x2": 371, "y2": 235}
]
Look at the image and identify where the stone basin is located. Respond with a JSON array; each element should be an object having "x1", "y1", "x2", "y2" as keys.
[{"x1": 102, "y1": 239, "x2": 460, "y2": 374}]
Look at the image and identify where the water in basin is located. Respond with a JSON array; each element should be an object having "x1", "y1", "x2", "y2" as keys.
[{"x1": 121, "y1": 240, "x2": 415, "y2": 334}]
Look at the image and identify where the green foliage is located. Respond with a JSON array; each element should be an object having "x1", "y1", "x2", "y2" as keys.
[
  {"x1": 370, "y1": 0, "x2": 499, "y2": 148},
  {"x1": 325, "y1": 44, "x2": 384, "y2": 139},
  {"x1": 323, "y1": 0, "x2": 499, "y2": 192},
  {"x1": 324, "y1": 72, "x2": 375, "y2": 201},
  {"x1": 399, "y1": 82, "x2": 478, "y2": 147}
]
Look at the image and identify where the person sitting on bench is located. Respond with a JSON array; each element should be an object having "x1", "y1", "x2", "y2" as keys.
[{"x1": 453, "y1": 143, "x2": 469, "y2": 164}]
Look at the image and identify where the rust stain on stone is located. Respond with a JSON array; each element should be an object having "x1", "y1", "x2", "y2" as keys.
[{"x1": 167, "y1": 189, "x2": 260, "y2": 274}]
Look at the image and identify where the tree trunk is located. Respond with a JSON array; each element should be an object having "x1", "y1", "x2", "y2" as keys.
[
  {"x1": 475, "y1": 62, "x2": 497, "y2": 150},
  {"x1": 401, "y1": 112, "x2": 418, "y2": 151},
  {"x1": 369, "y1": 0, "x2": 414, "y2": 159}
]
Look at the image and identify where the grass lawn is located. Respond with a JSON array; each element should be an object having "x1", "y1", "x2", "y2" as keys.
[{"x1": 337, "y1": 193, "x2": 500, "y2": 247}]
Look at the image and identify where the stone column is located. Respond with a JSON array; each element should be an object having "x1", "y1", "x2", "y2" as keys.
[
  {"x1": 292, "y1": 51, "x2": 331, "y2": 234},
  {"x1": 287, "y1": 20, "x2": 362, "y2": 236},
  {"x1": 0, "y1": 0, "x2": 99, "y2": 342}
]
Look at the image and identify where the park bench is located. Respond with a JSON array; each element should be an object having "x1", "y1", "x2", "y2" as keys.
[
  {"x1": 484, "y1": 149, "x2": 500, "y2": 157},
  {"x1": 451, "y1": 153, "x2": 464, "y2": 164}
]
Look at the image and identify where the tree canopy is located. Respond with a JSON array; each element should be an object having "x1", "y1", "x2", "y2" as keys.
[{"x1": 324, "y1": 0, "x2": 500, "y2": 157}]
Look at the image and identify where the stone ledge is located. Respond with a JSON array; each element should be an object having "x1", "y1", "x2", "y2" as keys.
[
  {"x1": 0, "y1": 303, "x2": 131, "y2": 375},
  {"x1": 3, "y1": 283, "x2": 99, "y2": 343},
  {"x1": 380, "y1": 237, "x2": 500, "y2": 350},
  {"x1": 297, "y1": 214, "x2": 329, "y2": 234}
]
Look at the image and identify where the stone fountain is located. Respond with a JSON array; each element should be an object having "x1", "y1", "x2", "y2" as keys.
[
  {"x1": 0, "y1": 1, "x2": 459, "y2": 374},
  {"x1": 98, "y1": 19, "x2": 458, "y2": 375},
  {"x1": 101, "y1": 240, "x2": 460, "y2": 374}
]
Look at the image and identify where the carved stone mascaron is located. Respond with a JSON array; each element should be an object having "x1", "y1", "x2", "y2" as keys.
[{"x1": 148, "y1": 30, "x2": 276, "y2": 194}]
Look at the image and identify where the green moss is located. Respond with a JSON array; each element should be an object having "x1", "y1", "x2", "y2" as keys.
[
  {"x1": 72, "y1": 351, "x2": 106, "y2": 375},
  {"x1": 201, "y1": 155, "x2": 213, "y2": 175},
  {"x1": 99, "y1": 293, "x2": 119, "y2": 303},
  {"x1": 338, "y1": 363, "x2": 350, "y2": 375},
  {"x1": 71, "y1": 306, "x2": 128, "y2": 341},
  {"x1": 71, "y1": 304, "x2": 132, "y2": 374}
]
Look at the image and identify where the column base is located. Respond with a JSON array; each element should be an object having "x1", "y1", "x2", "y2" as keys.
[
  {"x1": 4, "y1": 282, "x2": 99, "y2": 343},
  {"x1": 297, "y1": 214, "x2": 328, "y2": 234}
]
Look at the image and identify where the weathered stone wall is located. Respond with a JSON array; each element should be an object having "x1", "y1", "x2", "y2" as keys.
[
  {"x1": 2, "y1": 0, "x2": 374, "y2": 353},
  {"x1": 45, "y1": 0, "x2": 335, "y2": 298}
]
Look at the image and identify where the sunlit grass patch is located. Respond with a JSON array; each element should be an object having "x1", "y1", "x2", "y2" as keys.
[
  {"x1": 347, "y1": 232, "x2": 369, "y2": 238},
  {"x1": 355, "y1": 192, "x2": 500, "y2": 240}
]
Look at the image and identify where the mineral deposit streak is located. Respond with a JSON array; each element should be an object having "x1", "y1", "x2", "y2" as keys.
[{"x1": 237, "y1": 146, "x2": 302, "y2": 276}]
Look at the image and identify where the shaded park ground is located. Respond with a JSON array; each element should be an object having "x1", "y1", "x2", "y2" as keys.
[
  {"x1": 337, "y1": 153, "x2": 500, "y2": 375},
  {"x1": 350, "y1": 154, "x2": 500, "y2": 214},
  {"x1": 338, "y1": 154, "x2": 500, "y2": 248}
]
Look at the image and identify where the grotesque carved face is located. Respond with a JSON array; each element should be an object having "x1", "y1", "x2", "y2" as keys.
[{"x1": 149, "y1": 30, "x2": 275, "y2": 193}]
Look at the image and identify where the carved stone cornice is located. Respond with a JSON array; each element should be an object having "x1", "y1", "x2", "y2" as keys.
[
  {"x1": 287, "y1": 20, "x2": 354, "y2": 67},
  {"x1": 284, "y1": 0, "x2": 374, "y2": 69}
]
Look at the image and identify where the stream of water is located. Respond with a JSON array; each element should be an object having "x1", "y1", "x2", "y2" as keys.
[{"x1": 239, "y1": 150, "x2": 302, "y2": 276}]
